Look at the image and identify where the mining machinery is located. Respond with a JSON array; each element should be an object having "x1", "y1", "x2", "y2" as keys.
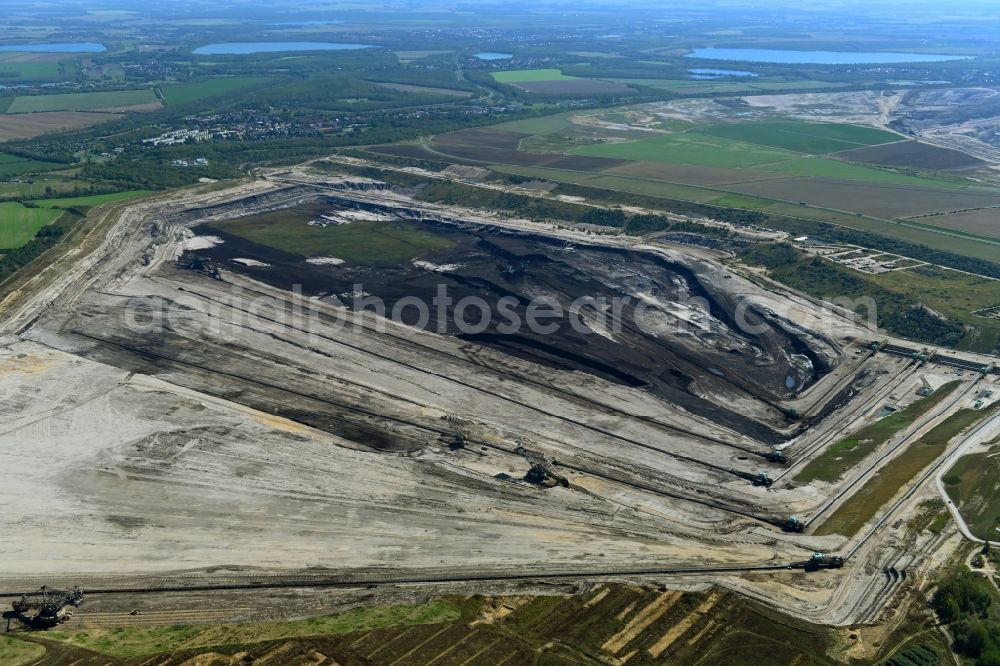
[
  {"x1": 524, "y1": 463, "x2": 570, "y2": 488},
  {"x1": 516, "y1": 444, "x2": 570, "y2": 488},
  {"x1": 781, "y1": 517, "x2": 804, "y2": 533},
  {"x1": 763, "y1": 448, "x2": 789, "y2": 465},
  {"x1": 803, "y1": 552, "x2": 845, "y2": 572},
  {"x1": 6, "y1": 586, "x2": 84, "y2": 630},
  {"x1": 176, "y1": 254, "x2": 221, "y2": 279}
]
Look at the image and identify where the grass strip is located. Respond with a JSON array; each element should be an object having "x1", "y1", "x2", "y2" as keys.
[
  {"x1": 796, "y1": 381, "x2": 960, "y2": 483},
  {"x1": 42, "y1": 600, "x2": 461, "y2": 657},
  {"x1": 814, "y1": 399, "x2": 1000, "y2": 537}
]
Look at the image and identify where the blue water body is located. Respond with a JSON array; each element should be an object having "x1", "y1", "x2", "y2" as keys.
[
  {"x1": 194, "y1": 42, "x2": 373, "y2": 55},
  {"x1": 476, "y1": 52, "x2": 513, "y2": 60},
  {"x1": 0, "y1": 42, "x2": 106, "y2": 53},
  {"x1": 688, "y1": 68, "x2": 757, "y2": 79},
  {"x1": 685, "y1": 48, "x2": 971, "y2": 64},
  {"x1": 272, "y1": 20, "x2": 344, "y2": 26}
]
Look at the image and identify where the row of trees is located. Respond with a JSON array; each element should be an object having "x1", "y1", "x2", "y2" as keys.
[
  {"x1": 0, "y1": 226, "x2": 64, "y2": 284},
  {"x1": 337, "y1": 165, "x2": 734, "y2": 241},
  {"x1": 738, "y1": 245, "x2": 966, "y2": 347},
  {"x1": 545, "y1": 180, "x2": 1000, "y2": 280}
]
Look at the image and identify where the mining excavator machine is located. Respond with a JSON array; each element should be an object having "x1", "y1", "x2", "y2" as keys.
[
  {"x1": 868, "y1": 340, "x2": 888, "y2": 352},
  {"x1": 524, "y1": 463, "x2": 570, "y2": 488},
  {"x1": 803, "y1": 552, "x2": 845, "y2": 572},
  {"x1": 177, "y1": 254, "x2": 221, "y2": 279},
  {"x1": 6, "y1": 586, "x2": 84, "y2": 630},
  {"x1": 763, "y1": 448, "x2": 788, "y2": 465},
  {"x1": 781, "y1": 516, "x2": 804, "y2": 533},
  {"x1": 515, "y1": 444, "x2": 570, "y2": 488}
]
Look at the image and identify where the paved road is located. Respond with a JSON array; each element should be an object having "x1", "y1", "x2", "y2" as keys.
[{"x1": 935, "y1": 410, "x2": 1000, "y2": 544}]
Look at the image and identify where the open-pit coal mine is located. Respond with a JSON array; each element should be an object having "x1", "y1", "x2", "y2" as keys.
[
  {"x1": 10, "y1": 173, "x2": 987, "y2": 634},
  {"x1": 188, "y1": 200, "x2": 838, "y2": 443}
]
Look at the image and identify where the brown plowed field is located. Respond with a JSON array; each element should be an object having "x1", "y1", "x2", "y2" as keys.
[
  {"x1": 512, "y1": 79, "x2": 636, "y2": 95},
  {"x1": 725, "y1": 177, "x2": 1000, "y2": 218},
  {"x1": 0, "y1": 111, "x2": 119, "y2": 141},
  {"x1": 433, "y1": 142, "x2": 628, "y2": 170},
  {"x1": 367, "y1": 144, "x2": 447, "y2": 160},
  {"x1": 607, "y1": 160, "x2": 792, "y2": 186},
  {"x1": 434, "y1": 128, "x2": 530, "y2": 149},
  {"x1": 431, "y1": 132, "x2": 628, "y2": 170},
  {"x1": 372, "y1": 81, "x2": 472, "y2": 97},
  {"x1": 93, "y1": 101, "x2": 164, "y2": 113},
  {"x1": 835, "y1": 140, "x2": 984, "y2": 170},
  {"x1": 914, "y1": 208, "x2": 1000, "y2": 238}
]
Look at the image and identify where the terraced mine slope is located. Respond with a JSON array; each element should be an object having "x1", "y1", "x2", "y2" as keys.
[{"x1": 1, "y1": 171, "x2": 997, "y2": 641}]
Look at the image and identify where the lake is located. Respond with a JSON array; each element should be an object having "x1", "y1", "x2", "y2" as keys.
[
  {"x1": 0, "y1": 42, "x2": 106, "y2": 53},
  {"x1": 272, "y1": 21, "x2": 344, "y2": 26},
  {"x1": 685, "y1": 48, "x2": 971, "y2": 64},
  {"x1": 194, "y1": 42, "x2": 374, "y2": 55},
  {"x1": 688, "y1": 68, "x2": 757, "y2": 79},
  {"x1": 476, "y1": 52, "x2": 513, "y2": 60}
]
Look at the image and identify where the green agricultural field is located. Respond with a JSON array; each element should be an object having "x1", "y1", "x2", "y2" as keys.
[
  {"x1": 0, "y1": 635, "x2": 45, "y2": 666},
  {"x1": 608, "y1": 78, "x2": 847, "y2": 94},
  {"x1": 746, "y1": 81, "x2": 849, "y2": 91},
  {"x1": 6, "y1": 88, "x2": 159, "y2": 113},
  {"x1": 573, "y1": 129, "x2": 967, "y2": 188},
  {"x1": 0, "y1": 59, "x2": 61, "y2": 83},
  {"x1": 815, "y1": 401, "x2": 1000, "y2": 537},
  {"x1": 492, "y1": 68, "x2": 579, "y2": 83},
  {"x1": 0, "y1": 202, "x2": 63, "y2": 249},
  {"x1": 758, "y1": 155, "x2": 968, "y2": 189},
  {"x1": 162, "y1": 77, "x2": 265, "y2": 105},
  {"x1": 210, "y1": 206, "x2": 455, "y2": 266},
  {"x1": 0, "y1": 152, "x2": 62, "y2": 177},
  {"x1": 493, "y1": 164, "x2": 725, "y2": 201},
  {"x1": 795, "y1": 381, "x2": 960, "y2": 484},
  {"x1": 0, "y1": 178, "x2": 83, "y2": 200},
  {"x1": 568, "y1": 51, "x2": 625, "y2": 58},
  {"x1": 43, "y1": 600, "x2": 460, "y2": 658},
  {"x1": 698, "y1": 121, "x2": 898, "y2": 154},
  {"x1": 30, "y1": 189, "x2": 153, "y2": 210},
  {"x1": 572, "y1": 132, "x2": 800, "y2": 168},
  {"x1": 392, "y1": 50, "x2": 453, "y2": 62},
  {"x1": 610, "y1": 78, "x2": 764, "y2": 94},
  {"x1": 707, "y1": 193, "x2": 775, "y2": 209},
  {"x1": 417, "y1": 112, "x2": 1000, "y2": 262},
  {"x1": 494, "y1": 113, "x2": 573, "y2": 134}
]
